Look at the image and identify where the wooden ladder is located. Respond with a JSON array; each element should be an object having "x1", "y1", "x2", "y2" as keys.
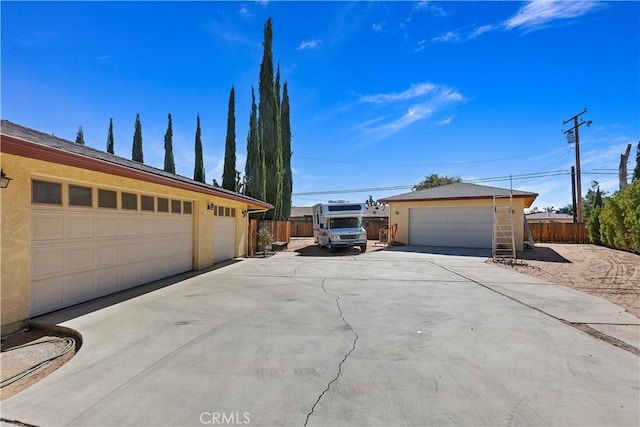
[{"x1": 492, "y1": 194, "x2": 516, "y2": 260}]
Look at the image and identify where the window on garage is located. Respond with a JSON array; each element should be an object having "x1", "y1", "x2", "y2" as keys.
[
  {"x1": 183, "y1": 201, "x2": 192, "y2": 214},
  {"x1": 98, "y1": 189, "x2": 117, "y2": 208},
  {"x1": 122, "y1": 192, "x2": 138, "y2": 210},
  {"x1": 32, "y1": 180, "x2": 62, "y2": 205},
  {"x1": 158, "y1": 197, "x2": 169, "y2": 212},
  {"x1": 69, "y1": 185, "x2": 92, "y2": 207},
  {"x1": 141, "y1": 195, "x2": 155, "y2": 211},
  {"x1": 171, "y1": 199, "x2": 181, "y2": 214}
]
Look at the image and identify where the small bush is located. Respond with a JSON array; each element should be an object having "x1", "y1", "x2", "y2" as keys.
[{"x1": 597, "y1": 180, "x2": 640, "y2": 254}]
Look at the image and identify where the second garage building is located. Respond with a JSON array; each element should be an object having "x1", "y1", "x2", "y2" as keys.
[{"x1": 379, "y1": 183, "x2": 537, "y2": 251}]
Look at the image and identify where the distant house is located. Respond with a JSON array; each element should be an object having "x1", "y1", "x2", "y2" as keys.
[
  {"x1": 379, "y1": 183, "x2": 537, "y2": 250},
  {"x1": 526, "y1": 212, "x2": 574, "y2": 224}
]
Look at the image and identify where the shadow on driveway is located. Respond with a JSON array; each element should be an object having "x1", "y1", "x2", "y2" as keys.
[{"x1": 32, "y1": 259, "x2": 243, "y2": 326}]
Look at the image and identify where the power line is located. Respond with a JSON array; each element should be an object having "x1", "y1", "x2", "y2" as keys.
[
  {"x1": 292, "y1": 170, "x2": 574, "y2": 196},
  {"x1": 292, "y1": 146, "x2": 573, "y2": 168}
]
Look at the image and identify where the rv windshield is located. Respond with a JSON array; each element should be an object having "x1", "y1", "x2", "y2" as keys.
[{"x1": 329, "y1": 217, "x2": 361, "y2": 229}]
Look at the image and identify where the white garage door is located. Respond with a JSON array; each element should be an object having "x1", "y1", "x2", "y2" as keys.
[
  {"x1": 409, "y1": 207, "x2": 493, "y2": 248},
  {"x1": 212, "y1": 206, "x2": 237, "y2": 263},
  {"x1": 30, "y1": 206, "x2": 193, "y2": 317}
]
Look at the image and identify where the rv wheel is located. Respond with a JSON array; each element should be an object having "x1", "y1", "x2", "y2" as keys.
[
  {"x1": 328, "y1": 240, "x2": 336, "y2": 253},
  {"x1": 360, "y1": 243, "x2": 367, "y2": 252}
]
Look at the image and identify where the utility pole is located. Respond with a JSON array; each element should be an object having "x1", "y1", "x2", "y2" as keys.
[
  {"x1": 571, "y1": 166, "x2": 577, "y2": 224},
  {"x1": 619, "y1": 143, "x2": 632, "y2": 189},
  {"x1": 563, "y1": 109, "x2": 592, "y2": 223}
]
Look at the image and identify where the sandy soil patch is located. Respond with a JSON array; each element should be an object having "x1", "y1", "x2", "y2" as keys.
[{"x1": 489, "y1": 243, "x2": 640, "y2": 318}]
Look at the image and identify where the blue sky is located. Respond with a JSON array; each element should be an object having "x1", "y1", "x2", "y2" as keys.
[{"x1": 2, "y1": 1, "x2": 639, "y2": 210}]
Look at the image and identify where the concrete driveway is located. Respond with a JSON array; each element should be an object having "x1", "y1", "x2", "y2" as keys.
[{"x1": 2, "y1": 248, "x2": 638, "y2": 426}]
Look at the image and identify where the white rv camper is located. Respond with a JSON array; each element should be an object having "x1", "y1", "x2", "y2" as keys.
[{"x1": 312, "y1": 203, "x2": 368, "y2": 252}]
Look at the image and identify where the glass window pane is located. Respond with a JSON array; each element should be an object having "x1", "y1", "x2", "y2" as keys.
[
  {"x1": 122, "y1": 192, "x2": 137, "y2": 210},
  {"x1": 141, "y1": 195, "x2": 154, "y2": 211},
  {"x1": 98, "y1": 189, "x2": 117, "y2": 208},
  {"x1": 171, "y1": 199, "x2": 181, "y2": 213},
  {"x1": 32, "y1": 180, "x2": 62, "y2": 204},
  {"x1": 183, "y1": 201, "x2": 192, "y2": 214},
  {"x1": 231, "y1": 208, "x2": 236, "y2": 217},
  {"x1": 158, "y1": 198, "x2": 169, "y2": 212},
  {"x1": 69, "y1": 185, "x2": 92, "y2": 207},
  {"x1": 225, "y1": 207, "x2": 231, "y2": 217}
]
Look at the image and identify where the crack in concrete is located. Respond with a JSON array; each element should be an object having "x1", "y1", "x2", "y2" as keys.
[{"x1": 304, "y1": 279, "x2": 359, "y2": 427}]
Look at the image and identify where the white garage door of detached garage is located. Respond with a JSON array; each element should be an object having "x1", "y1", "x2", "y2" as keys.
[
  {"x1": 212, "y1": 206, "x2": 237, "y2": 264},
  {"x1": 29, "y1": 185, "x2": 193, "y2": 317},
  {"x1": 409, "y1": 207, "x2": 494, "y2": 248}
]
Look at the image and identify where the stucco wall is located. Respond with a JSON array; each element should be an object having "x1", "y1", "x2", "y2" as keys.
[
  {"x1": 1, "y1": 153, "x2": 252, "y2": 334},
  {"x1": 387, "y1": 197, "x2": 527, "y2": 251}
]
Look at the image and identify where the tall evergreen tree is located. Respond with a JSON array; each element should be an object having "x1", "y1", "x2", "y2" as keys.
[
  {"x1": 132, "y1": 114, "x2": 144, "y2": 163},
  {"x1": 164, "y1": 113, "x2": 176, "y2": 173},
  {"x1": 634, "y1": 140, "x2": 640, "y2": 182},
  {"x1": 275, "y1": 62, "x2": 281, "y2": 111},
  {"x1": 106, "y1": 118, "x2": 114, "y2": 154},
  {"x1": 193, "y1": 114, "x2": 205, "y2": 183},
  {"x1": 245, "y1": 87, "x2": 265, "y2": 201},
  {"x1": 222, "y1": 87, "x2": 237, "y2": 191},
  {"x1": 258, "y1": 17, "x2": 282, "y2": 220},
  {"x1": 75, "y1": 126, "x2": 85, "y2": 145},
  {"x1": 280, "y1": 81, "x2": 292, "y2": 220}
]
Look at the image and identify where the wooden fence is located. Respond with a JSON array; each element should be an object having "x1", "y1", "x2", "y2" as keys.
[
  {"x1": 248, "y1": 220, "x2": 291, "y2": 256},
  {"x1": 527, "y1": 222, "x2": 590, "y2": 244},
  {"x1": 289, "y1": 218, "x2": 389, "y2": 240}
]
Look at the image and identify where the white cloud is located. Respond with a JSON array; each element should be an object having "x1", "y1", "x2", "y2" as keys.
[
  {"x1": 414, "y1": 39, "x2": 427, "y2": 53},
  {"x1": 429, "y1": 1, "x2": 601, "y2": 45},
  {"x1": 504, "y1": 1, "x2": 601, "y2": 31},
  {"x1": 413, "y1": 0, "x2": 448, "y2": 17},
  {"x1": 435, "y1": 116, "x2": 454, "y2": 126},
  {"x1": 359, "y1": 82, "x2": 437, "y2": 104},
  {"x1": 357, "y1": 83, "x2": 465, "y2": 137},
  {"x1": 297, "y1": 39, "x2": 321, "y2": 50},
  {"x1": 237, "y1": 7, "x2": 252, "y2": 18},
  {"x1": 372, "y1": 22, "x2": 384, "y2": 32},
  {"x1": 431, "y1": 31, "x2": 460, "y2": 43}
]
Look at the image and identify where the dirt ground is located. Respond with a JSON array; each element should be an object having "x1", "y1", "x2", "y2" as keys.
[
  {"x1": 2, "y1": 239, "x2": 637, "y2": 402},
  {"x1": 488, "y1": 243, "x2": 640, "y2": 318},
  {"x1": 1, "y1": 328, "x2": 78, "y2": 401}
]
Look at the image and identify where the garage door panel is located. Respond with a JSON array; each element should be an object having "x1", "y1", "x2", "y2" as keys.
[
  {"x1": 31, "y1": 206, "x2": 193, "y2": 317},
  {"x1": 409, "y1": 207, "x2": 493, "y2": 248},
  {"x1": 31, "y1": 248, "x2": 64, "y2": 279},
  {"x1": 67, "y1": 216, "x2": 94, "y2": 239},
  {"x1": 31, "y1": 278, "x2": 63, "y2": 317},
  {"x1": 32, "y1": 214, "x2": 64, "y2": 241},
  {"x1": 63, "y1": 272, "x2": 94, "y2": 306},
  {"x1": 96, "y1": 217, "x2": 118, "y2": 238},
  {"x1": 120, "y1": 218, "x2": 139, "y2": 236},
  {"x1": 65, "y1": 246, "x2": 95, "y2": 272},
  {"x1": 96, "y1": 244, "x2": 119, "y2": 267},
  {"x1": 213, "y1": 217, "x2": 236, "y2": 263},
  {"x1": 139, "y1": 240, "x2": 157, "y2": 260},
  {"x1": 140, "y1": 220, "x2": 156, "y2": 235}
]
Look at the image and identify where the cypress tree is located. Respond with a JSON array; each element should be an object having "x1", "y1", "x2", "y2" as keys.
[
  {"x1": 222, "y1": 87, "x2": 237, "y2": 191},
  {"x1": 193, "y1": 114, "x2": 205, "y2": 183},
  {"x1": 275, "y1": 62, "x2": 281, "y2": 112},
  {"x1": 258, "y1": 17, "x2": 282, "y2": 220},
  {"x1": 106, "y1": 118, "x2": 114, "y2": 154},
  {"x1": 245, "y1": 87, "x2": 265, "y2": 201},
  {"x1": 132, "y1": 114, "x2": 144, "y2": 163},
  {"x1": 164, "y1": 113, "x2": 176, "y2": 173},
  {"x1": 75, "y1": 126, "x2": 85, "y2": 145},
  {"x1": 634, "y1": 140, "x2": 640, "y2": 182},
  {"x1": 281, "y1": 81, "x2": 292, "y2": 220},
  {"x1": 594, "y1": 186, "x2": 603, "y2": 208}
]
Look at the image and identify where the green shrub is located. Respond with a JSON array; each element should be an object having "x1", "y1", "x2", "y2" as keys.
[
  {"x1": 587, "y1": 205, "x2": 602, "y2": 245},
  {"x1": 598, "y1": 180, "x2": 640, "y2": 254}
]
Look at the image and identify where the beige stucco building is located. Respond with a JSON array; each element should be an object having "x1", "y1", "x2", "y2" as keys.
[
  {"x1": 379, "y1": 183, "x2": 537, "y2": 251},
  {"x1": 1, "y1": 120, "x2": 271, "y2": 335}
]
